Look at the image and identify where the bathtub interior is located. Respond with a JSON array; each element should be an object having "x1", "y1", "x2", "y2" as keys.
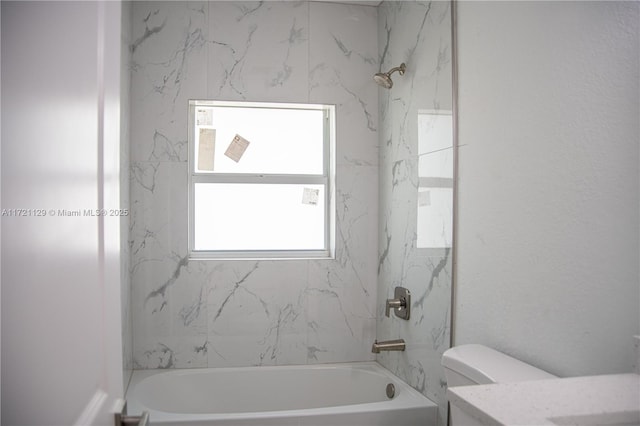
[{"x1": 135, "y1": 366, "x2": 392, "y2": 413}]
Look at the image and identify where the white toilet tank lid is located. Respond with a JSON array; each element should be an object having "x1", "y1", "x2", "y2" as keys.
[{"x1": 442, "y1": 344, "x2": 557, "y2": 384}]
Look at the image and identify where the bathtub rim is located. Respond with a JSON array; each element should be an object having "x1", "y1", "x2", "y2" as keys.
[{"x1": 125, "y1": 361, "x2": 436, "y2": 423}]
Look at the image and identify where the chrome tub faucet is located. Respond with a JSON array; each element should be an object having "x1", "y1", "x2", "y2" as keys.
[{"x1": 371, "y1": 339, "x2": 406, "y2": 353}]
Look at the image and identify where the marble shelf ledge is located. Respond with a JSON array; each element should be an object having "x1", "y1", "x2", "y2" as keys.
[{"x1": 448, "y1": 373, "x2": 640, "y2": 426}]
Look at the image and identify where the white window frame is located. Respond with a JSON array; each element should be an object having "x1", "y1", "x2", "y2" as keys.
[{"x1": 188, "y1": 100, "x2": 336, "y2": 260}]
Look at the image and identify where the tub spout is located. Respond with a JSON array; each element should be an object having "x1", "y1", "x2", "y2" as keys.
[{"x1": 371, "y1": 339, "x2": 405, "y2": 354}]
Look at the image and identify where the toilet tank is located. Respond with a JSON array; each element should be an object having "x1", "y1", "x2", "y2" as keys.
[{"x1": 442, "y1": 344, "x2": 556, "y2": 386}]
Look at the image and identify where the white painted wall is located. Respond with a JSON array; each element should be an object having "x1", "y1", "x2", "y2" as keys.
[{"x1": 455, "y1": 1, "x2": 639, "y2": 376}]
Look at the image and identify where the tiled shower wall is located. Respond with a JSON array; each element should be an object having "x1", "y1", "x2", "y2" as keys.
[
  {"x1": 376, "y1": 2, "x2": 453, "y2": 425},
  {"x1": 130, "y1": 1, "x2": 379, "y2": 369}
]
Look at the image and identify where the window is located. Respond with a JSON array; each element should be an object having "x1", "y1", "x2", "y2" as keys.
[{"x1": 188, "y1": 100, "x2": 336, "y2": 259}]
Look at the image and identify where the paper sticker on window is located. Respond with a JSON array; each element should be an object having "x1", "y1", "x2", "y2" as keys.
[
  {"x1": 196, "y1": 108, "x2": 213, "y2": 126},
  {"x1": 418, "y1": 190, "x2": 431, "y2": 207},
  {"x1": 198, "y1": 128, "x2": 216, "y2": 171},
  {"x1": 224, "y1": 134, "x2": 250, "y2": 163},
  {"x1": 302, "y1": 188, "x2": 320, "y2": 206}
]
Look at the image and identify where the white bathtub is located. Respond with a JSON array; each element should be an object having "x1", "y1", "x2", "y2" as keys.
[{"x1": 126, "y1": 361, "x2": 437, "y2": 425}]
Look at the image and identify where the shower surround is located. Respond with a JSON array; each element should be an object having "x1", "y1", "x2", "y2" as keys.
[
  {"x1": 130, "y1": 1, "x2": 379, "y2": 369},
  {"x1": 130, "y1": 2, "x2": 453, "y2": 422}
]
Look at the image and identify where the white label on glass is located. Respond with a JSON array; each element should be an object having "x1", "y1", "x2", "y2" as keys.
[
  {"x1": 302, "y1": 188, "x2": 320, "y2": 206},
  {"x1": 198, "y1": 128, "x2": 216, "y2": 171},
  {"x1": 418, "y1": 190, "x2": 431, "y2": 207},
  {"x1": 196, "y1": 108, "x2": 213, "y2": 126},
  {"x1": 224, "y1": 134, "x2": 250, "y2": 163}
]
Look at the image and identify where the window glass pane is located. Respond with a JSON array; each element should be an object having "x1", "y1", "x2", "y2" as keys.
[
  {"x1": 194, "y1": 183, "x2": 325, "y2": 251},
  {"x1": 194, "y1": 106, "x2": 325, "y2": 175}
]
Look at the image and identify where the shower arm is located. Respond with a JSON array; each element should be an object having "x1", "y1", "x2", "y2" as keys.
[{"x1": 387, "y1": 63, "x2": 406, "y2": 77}]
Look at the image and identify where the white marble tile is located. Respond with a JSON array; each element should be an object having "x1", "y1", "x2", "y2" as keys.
[
  {"x1": 132, "y1": 266, "x2": 209, "y2": 369},
  {"x1": 130, "y1": 161, "x2": 187, "y2": 266},
  {"x1": 377, "y1": 2, "x2": 452, "y2": 425},
  {"x1": 206, "y1": 261, "x2": 309, "y2": 367},
  {"x1": 132, "y1": 254, "x2": 195, "y2": 340},
  {"x1": 376, "y1": 252, "x2": 452, "y2": 425},
  {"x1": 208, "y1": 2, "x2": 309, "y2": 102},
  {"x1": 130, "y1": 1, "x2": 208, "y2": 163},
  {"x1": 129, "y1": 0, "x2": 381, "y2": 374},
  {"x1": 171, "y1": 272, "x2": 209, "y2": 337},
  {"x1": 334, "y1": 165, "x2": 379, "y2": 313},
  {"x1": 305, "y1": 284, "x2": 376, "y2": 363},
  {"x1": 379, "y1": 1, "x2": 452, "y2": 109},
  {"x1": 417, "y1": 188, "x2": 453, "y2": 249},
  {"x1": 306, "y1": 249, "x2": 375, "y2": 344},
  {"x1": 134, "y1": 336, "x2": 209, "y2": 369},
  {"x1": 130, "y1": 160, "x2": 195, "y2": 365},
  {"x1": 305, "y1": 163, "x2": 378, "y2": 363},
  {"x1": 309, "y1": 2, "x2": 379, "y2": 167},
  {"x1": 132, "y1": 259, "x2": 217, "y2": 368}
]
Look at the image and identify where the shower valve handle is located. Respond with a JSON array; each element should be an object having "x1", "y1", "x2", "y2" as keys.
[
  {"x1": 385, "y1": 287, "x2": 411, "y2": 320},
  {"x1": 385, "y1": 298, "x2": 405, "y2": 317}
]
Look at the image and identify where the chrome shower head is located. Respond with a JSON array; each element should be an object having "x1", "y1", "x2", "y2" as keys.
[
  {"x1": 373, "y1": 73, "x2": 393, "y2": 89},
  {"x1": 373, "y1": 63, "x2": 406, "y2": 89}
]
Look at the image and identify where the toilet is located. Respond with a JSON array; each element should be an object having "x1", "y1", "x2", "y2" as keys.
[{"x1": 442, "y1": 344, "x2": 557, "y2": 425}]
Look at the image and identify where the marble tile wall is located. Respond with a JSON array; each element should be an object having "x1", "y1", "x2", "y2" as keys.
[
  {"x1": 129, "y1": 1, "x2": 379, "y2": 369},
  {"x1": 376, "y1": 2, "x2": 453, "y2": 425}
]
